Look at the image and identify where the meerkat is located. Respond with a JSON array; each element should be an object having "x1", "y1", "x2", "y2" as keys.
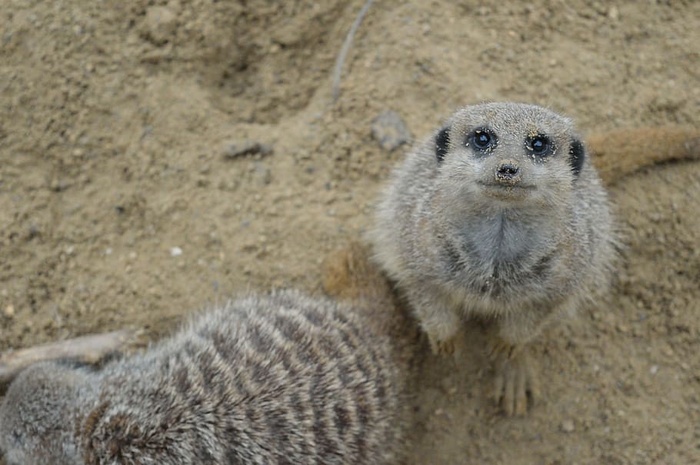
[
  {"x1": 0, "y1": 289, "x2": 419, "y2": 465},
  {"x1": 369, "y1": 102, "x2": 618, "y2": 416}
]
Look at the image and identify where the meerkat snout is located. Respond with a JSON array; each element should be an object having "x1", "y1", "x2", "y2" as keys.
[{"x1": 495, "y1": 161, "x2": 521, "y2": 184}]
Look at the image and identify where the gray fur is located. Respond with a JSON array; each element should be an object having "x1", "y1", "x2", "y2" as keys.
[
  {"x1": 0, "y1": 290, "x2": 413, "y2": 465},
  {"x1": 370, "y1": 102, "x2": 616, "y2": 350}
]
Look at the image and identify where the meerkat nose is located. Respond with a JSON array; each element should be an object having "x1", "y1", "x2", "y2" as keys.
[{"x1": 495, "y1": 161, "x2": 522, "y2": 185}]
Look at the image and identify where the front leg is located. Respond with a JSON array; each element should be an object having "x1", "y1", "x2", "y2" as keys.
[{"x1": 406, "y1": 285, "x2": 461, "y2": 356}]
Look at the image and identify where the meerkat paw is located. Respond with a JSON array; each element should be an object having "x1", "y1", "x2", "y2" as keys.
[
  {"x1": 427, "y1": 332, "x2": 459, "y2": 356},
  {"x1": 421, "y1": 311, "x2": 462, "y2": 356},
  {"x1": 490, "y1": 343, "x2": 540, "y2": 416}
]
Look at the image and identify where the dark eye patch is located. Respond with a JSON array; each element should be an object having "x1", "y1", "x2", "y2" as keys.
[
  {"x1": 435, "y1": 127, "x2": 450, "y2": 163},
  {"x1": 568, "y1": 138, "x2": 585, "y2": 177}
]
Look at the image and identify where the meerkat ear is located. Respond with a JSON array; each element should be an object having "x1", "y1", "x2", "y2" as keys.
[
  {"x1": 435, "y1": 127, "x2": 450, "y2": 162},
  {"x1": 568, "y1": 138, "x2": 586, "y2": 176}
]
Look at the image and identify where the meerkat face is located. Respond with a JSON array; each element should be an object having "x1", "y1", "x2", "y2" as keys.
[
  {"x1": 433, "y1": 103, "x2": 586, "y2": 208},
  {"x1": 0, "y1": 363, "x2": 88, "y2": 465}
]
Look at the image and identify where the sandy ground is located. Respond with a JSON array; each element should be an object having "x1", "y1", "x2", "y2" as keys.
[{"x1": 1, "y1": 0, "x2": 699, "y2": 463}]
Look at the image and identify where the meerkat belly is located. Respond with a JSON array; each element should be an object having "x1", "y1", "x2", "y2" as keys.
[{"x1": 436, "y1": 214, "x2": 574, "y2": 315}]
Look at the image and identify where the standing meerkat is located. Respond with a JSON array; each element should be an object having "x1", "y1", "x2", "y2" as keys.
[
  {"x1": 0, "y1": 289, "x2": 419, "y2": 465},
  {"x1": 370, "y1": 102, "x2": 617, "y2": 416}
]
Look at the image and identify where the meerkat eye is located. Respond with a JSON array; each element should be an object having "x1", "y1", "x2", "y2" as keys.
[
  {"x1": 526, "y1": 134, "x2": 553, "y2": 157},
  {"x1": 469, "y1": 128, "x2": 496, "y2": 151}
]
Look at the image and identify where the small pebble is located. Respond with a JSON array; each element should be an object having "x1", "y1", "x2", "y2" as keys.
[
  {"x1": 561, "y1": 419, "x2": 575, "y2": 433},
  {"x1": 4, "y1": 304, "x2": 15, "y2": 318},
  {"x1": 649, "y1": 365, "x2": 659, "y2": 375},
  {"x1": 170, "y1": 247, "x2": 183, "y2": 257},
  {"x1": 371, "y1": 110, "x2": 412, "y2": 151},
  {"x1": 143, "y1": 6, "x2": 177, "y2": 46},
  {"x1": 254, "y1": 162, "x2": 272, "y2": 186},
  {"x1": 222, "y1": 140, "x2": 273, "y2": 159}
]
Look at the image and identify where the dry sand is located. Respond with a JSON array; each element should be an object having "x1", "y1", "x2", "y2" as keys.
[{"x1": 0, "y1": 0, "x2": 698, "y2": 463}]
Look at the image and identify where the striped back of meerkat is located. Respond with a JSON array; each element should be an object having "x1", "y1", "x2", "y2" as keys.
[{"x1": 79, "y1": 290, "x2": 403, "y2": 465}]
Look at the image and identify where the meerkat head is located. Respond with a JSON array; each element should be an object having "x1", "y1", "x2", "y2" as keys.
[
  {"x1": 433, "y1": 103, "x2": 586, "y2": 209},
  {"x1": 0, "y1": 362, "x2": 92, "y2": 465}
]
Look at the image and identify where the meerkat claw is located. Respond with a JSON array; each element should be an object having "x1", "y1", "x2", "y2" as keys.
[
  {"x1": 487, "y1": 339, "x2": 519, "y2": 361},
  {"x1": 428, "y1": 334, "x2": 458, "y2": 356}
]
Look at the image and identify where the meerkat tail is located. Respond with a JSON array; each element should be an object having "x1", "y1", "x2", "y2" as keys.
[
  {"x1": 588, "y1": 126, "x2": 699, "y2": 186},
  {"x1": 0, "y1": 329, "x2": 140, "y2": 389}
]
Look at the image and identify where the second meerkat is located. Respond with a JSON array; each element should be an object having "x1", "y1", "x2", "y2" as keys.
[
  {"x1": 0, "y1": 289, "x2": 418, "y2": 465},
  {"x1": 370, "y1": 102, "x2": 616, "y2": 415}
]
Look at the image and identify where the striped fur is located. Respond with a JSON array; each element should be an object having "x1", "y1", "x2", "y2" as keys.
[{"x1": 0, "y1": 289, "x2": 415, "y2": 465}]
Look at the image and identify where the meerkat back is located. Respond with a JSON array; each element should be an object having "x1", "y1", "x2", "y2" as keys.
[{"x1": 0, "y1": 290, "x2": 408, "y2": 465}]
